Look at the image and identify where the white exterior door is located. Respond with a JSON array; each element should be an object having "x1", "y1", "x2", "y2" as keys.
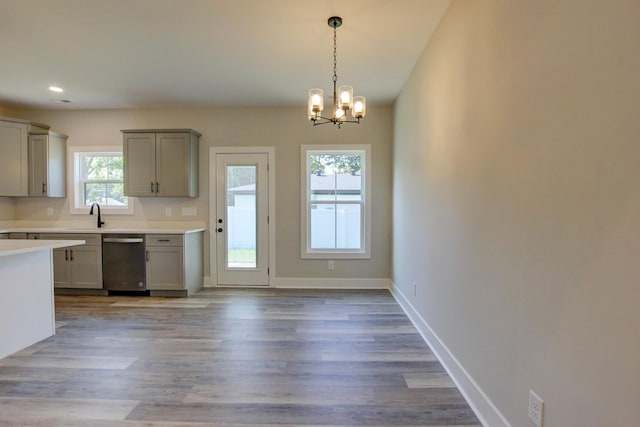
[{"x1": 215, "y1": 153, "x2": 269, "y2": 286}]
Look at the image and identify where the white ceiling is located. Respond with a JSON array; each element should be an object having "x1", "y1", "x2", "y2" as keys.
[{"x1": 0, "y1": 0, "x2": 451, "y2": 109}]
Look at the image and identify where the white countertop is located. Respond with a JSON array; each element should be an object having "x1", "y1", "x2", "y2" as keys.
[
  {"x1": 0, "y1": 239, "x2": 85, "y2": 258},
  {"x1": 0, "y1": 222, "x2": 206, "y2": 235},
  {"x1": 0, "y1": 227, "x2": 206, "y2": 234}
]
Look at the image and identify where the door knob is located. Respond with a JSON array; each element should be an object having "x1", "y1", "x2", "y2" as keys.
[
  {"x1": 218, "y1": 218, "x2": 223, "y2": 223},
  {"x1": 217, "y1": 228, "x2": 223, "y2": 233}
]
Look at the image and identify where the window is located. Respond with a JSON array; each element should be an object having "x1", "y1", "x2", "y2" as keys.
[
  {"x1": 69, "y1": 147, "x2": 133, "y2": 214},
  {"x1": 301, "y1": 145, "x2": 371, "y2": 258}
]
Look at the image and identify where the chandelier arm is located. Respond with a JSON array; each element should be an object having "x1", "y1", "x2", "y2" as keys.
[{"x1": 311, "y1": 116, "x2": 362, "y2": 127}]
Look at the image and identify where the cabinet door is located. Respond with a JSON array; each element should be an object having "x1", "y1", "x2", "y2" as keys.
[
  {"x1": 28, "y1": 134, "x2": 48, "y2": 196},
  {"x1": 155, "y1": 133, "x2": 190, "y2": 196},
  {"x1": 0, "y1": 121, "x2": 29, "y2": 196},
  {"x1": 52, "y1": 248, "x2": 72, "y2": 288},
  {"x1": 69, "y1": 246, "x2": 103, "y2": 289},
  {"x1": 146, "y1": 246, "x2": 184, "y2": 290},
  {"x1": 123, "y1": 133, "x2": 156, "y2": 196}
]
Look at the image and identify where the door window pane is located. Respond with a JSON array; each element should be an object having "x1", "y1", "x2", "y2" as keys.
[{"x1": 226, "y1": 166, "x2": 256, "y2": 268}]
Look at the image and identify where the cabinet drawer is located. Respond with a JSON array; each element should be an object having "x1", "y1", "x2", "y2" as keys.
[
  {"x1": 146, "y1": 234, "x2": 183, "y2": 247},
  {"x1": 39, "y1": 233, "x2": 101, "y2": 246}
]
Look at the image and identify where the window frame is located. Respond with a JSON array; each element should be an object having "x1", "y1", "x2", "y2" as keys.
[
  {"x1": 300, "y1": 144, "x2": 371, "y2": 259},
  {"x1": 68, "y1": 146, "x2": 134, "y2": 215}
]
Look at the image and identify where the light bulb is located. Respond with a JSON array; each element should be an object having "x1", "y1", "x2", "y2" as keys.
[
  {"x1": 352, "y1": 96, "x2": 366, "y2": 118},
  {"x1": 338, "y1": 86, "x2": 353, "y2": 109},
  {"x1": 311, "y1": 94, "x2": 321, "y2": 107}
]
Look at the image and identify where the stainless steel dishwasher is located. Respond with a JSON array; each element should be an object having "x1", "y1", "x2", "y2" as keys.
[{"x1": 102, "y1": 234, "x2": 147, "y2": 292}]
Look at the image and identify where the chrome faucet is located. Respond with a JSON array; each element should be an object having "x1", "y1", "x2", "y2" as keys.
[{"x1": 89, "y1": 202, "x2": 105, "y2": 228}]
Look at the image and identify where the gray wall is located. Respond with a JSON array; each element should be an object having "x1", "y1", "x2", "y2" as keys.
[
  {"x1": 392, "y1": 1, "x2": 640, "y2": 426},
  {"x1": 4, "y1": 106, "x2": 392, "y2": 281}
]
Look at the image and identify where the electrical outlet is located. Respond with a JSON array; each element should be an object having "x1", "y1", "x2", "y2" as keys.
[
  {"x1": 46, "y1": 207, "x2": 53, "y2": 216},
  {"x1": 528, "y1": 390, "x2": 544, "y2": 427},
  {"x1": 328, "y1": 260, "x2": 335, "y2": 270},
  {"x1": 164, "y1": 207, "x2": 172, "y2": 216}
]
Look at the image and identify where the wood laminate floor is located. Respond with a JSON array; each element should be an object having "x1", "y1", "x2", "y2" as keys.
[{"x1": 0, "y1": 288, "x2": 480, "y2": 426}]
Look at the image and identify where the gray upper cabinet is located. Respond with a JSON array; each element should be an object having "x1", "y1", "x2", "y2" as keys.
[
  {"x1": 0, "y1": 117, "x2": 66, "y2": 198},
  {"x1": 0, "y1": 118, "x2": 30, "y2": 196},
  {"x1": 122, "y1": 129, "x2": 200, "y2": 197},
  {"x1": 28, "y1": 131, "x2": 68, "y2": 197}
]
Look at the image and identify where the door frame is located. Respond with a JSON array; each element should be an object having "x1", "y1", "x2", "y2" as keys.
[{"x1": 209, "y1": 146, "x2": 276, "y2": 287}]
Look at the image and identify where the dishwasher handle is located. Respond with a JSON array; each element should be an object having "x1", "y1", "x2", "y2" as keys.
[{"x1": 103, "y1": 238, "x2": 144, "y2": 243}]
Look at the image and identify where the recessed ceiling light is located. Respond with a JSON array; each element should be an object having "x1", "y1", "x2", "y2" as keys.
[{"x1": 49, "y1": 86, "x2": 64, "y2": 93}]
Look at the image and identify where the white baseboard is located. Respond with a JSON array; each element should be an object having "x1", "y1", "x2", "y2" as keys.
[
  {"x1": 203, "y1": 277, "x2": 390, "y2": 289},
  {"x1": 390, "y1": 281, "x2": 511, "y2": 427},
  {"x1": 274, "y1": 277, "x2": 390, "y2": 289}
]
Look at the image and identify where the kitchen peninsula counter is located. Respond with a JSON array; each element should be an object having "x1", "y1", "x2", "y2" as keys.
[{"x1": 0, "y1": 239, "x2": 84, "y2": 359}]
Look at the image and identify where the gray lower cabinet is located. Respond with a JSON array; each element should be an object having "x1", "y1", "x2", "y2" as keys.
[
  {"x1": 40, "y1": 233, "x2": 103, "y2": 289},
  {"x1": 145, "y1": 233, "x2": 202, "y2": 296}
]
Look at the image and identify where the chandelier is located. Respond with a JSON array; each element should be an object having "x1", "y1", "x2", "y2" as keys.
[{"x1": 308, "y1": 16, "x2": 366, "y2": 128}]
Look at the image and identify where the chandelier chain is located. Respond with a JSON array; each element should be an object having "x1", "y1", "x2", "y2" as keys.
[{"x1": 332, "y1": 24, "x2": 337, "y2": 83}]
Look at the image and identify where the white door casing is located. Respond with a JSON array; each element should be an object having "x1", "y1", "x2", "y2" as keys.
[{"x1": 210, "y1": 147, "x2": 275, "y2": 286}]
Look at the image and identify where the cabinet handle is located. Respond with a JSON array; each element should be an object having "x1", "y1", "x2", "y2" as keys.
[
  {"x1": 150, "y1": 182, "x2": 155, "y2": 193},
  {"x1": 146, "y1": 251, "x2": 150, "y2": 262},
  {"x1": 156, "y1": 182, "x2": 160, "y2": 193},
  {"x1": 69, "y1": 250, "x2": 73, "y2": 261},
  {"x1": 65, "y1": 249, "x2": 68, "y2": 261},
  {"x1": 158, "y1": 239, "x2": 170, "y2": 242},
  {"x1": 42, "y1": 182, "x2": 46, "y2": 194}
]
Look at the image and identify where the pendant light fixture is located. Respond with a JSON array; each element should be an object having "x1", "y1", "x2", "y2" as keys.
[{"x1": 308, "y1": 16, "x2": 366, "y2": 128}]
